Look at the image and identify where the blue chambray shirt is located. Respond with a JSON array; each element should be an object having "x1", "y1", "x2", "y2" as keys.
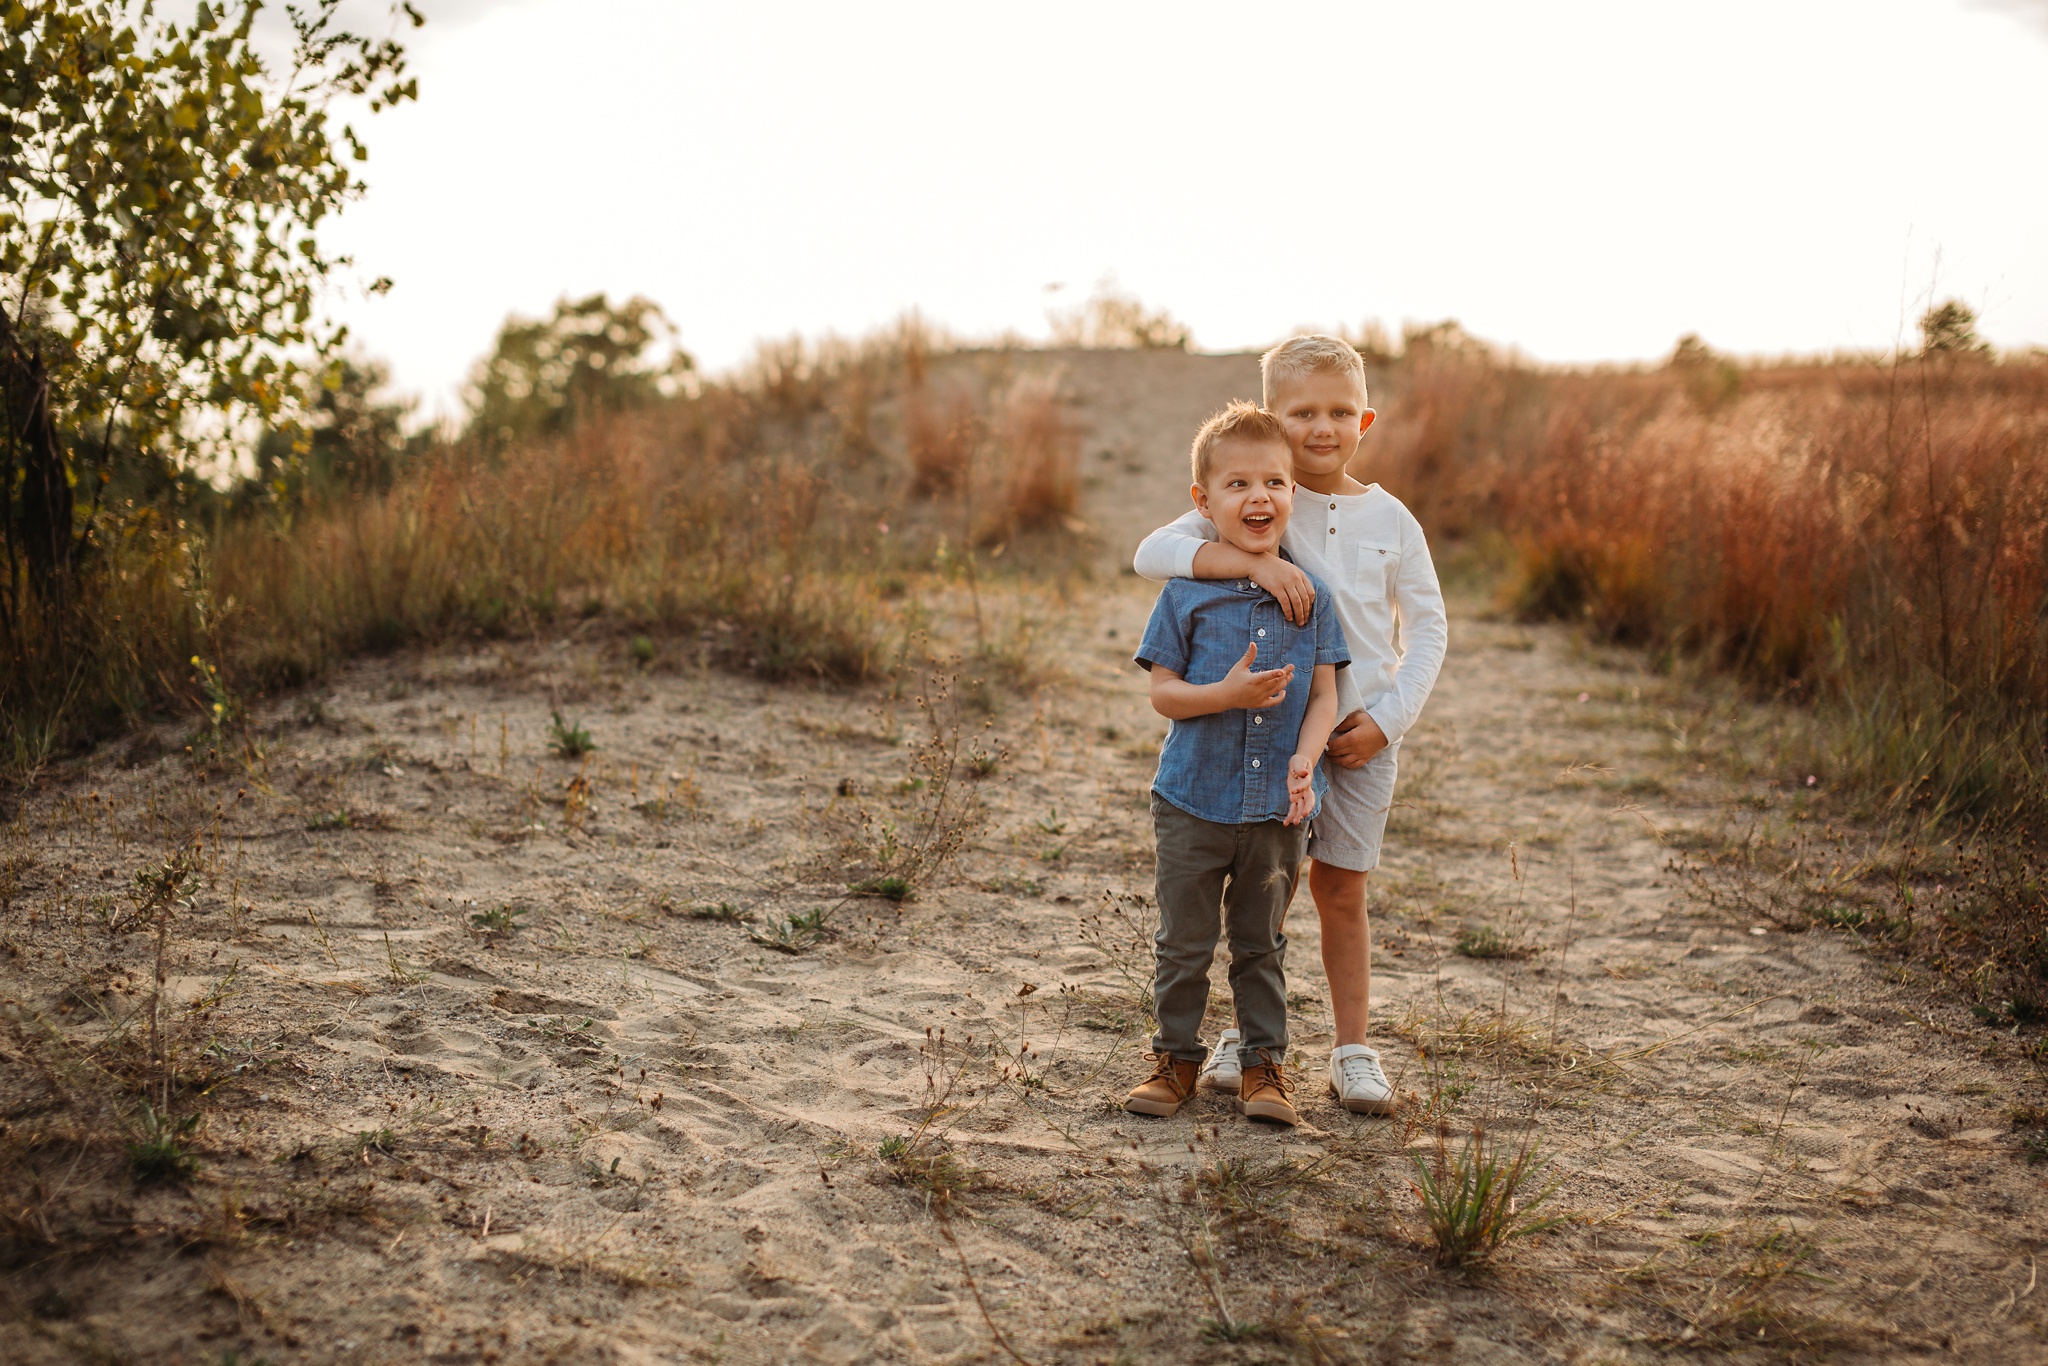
[{"x1": 1134, "y1": 559, "x2": 1351, "y2": 825}]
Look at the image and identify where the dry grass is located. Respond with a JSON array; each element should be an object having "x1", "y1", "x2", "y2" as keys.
[
  {"x1": 985, "y1": 372, "x2": 1081, "y2": 539},
  {"x1": 1369, "y1": 338, "x2": 2048, "y2": 1007},
  {"x1": 904, "y1": 379, "x2": 981, "y2": 498},
  {"x1": 1375, "y1": 345, "x2": 2048, "y2": 825},
  {"x1": 1612, "y1": 1218, "x2": 1861, "y2": 1355},
  {"x1": 1679, "y1": 785, "x2": 2048, "y2": 1023},
  {"x1": 0, "y1": 964, "x2": 248, "y2": 1265},
  {"x1": 1, "y1": 326, "x2": 1090, "y2": 780}
]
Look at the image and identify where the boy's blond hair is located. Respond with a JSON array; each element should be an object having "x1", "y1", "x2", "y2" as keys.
[
  {"x1": 1190, "y1": 400, "x2": 1289, "y2": 485},
  {"x1": 1261, "y1": 334, "x2": 1368, "y2": 406}
]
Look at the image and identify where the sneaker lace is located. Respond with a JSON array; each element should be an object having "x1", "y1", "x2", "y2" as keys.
[{"x1": 1339, "y1": 1052, "x2": 1388, "y2": 1091}]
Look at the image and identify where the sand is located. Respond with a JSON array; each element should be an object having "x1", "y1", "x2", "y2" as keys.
[{"x1": 3, "y1": 350, "x2": 2045, "y2": 1364}]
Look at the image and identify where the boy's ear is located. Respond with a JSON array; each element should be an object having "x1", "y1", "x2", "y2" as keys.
[
  {"x1": 1358, "y1": 408, "x2": 1377, "y2": 435},
  {"x1": 1190, "y1": 481, "x2": 1213, "y2": 520}
]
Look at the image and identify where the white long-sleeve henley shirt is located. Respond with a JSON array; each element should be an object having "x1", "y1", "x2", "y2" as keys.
[{"x1": 1132, "y1": 484, "x2": 1448, "y2": 746}]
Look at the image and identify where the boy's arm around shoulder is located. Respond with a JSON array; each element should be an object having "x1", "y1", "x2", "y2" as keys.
[
  {"x1": 1362, "y1": 503, "x2": 1449, "y2": 747},
  {"x1": 1133, "y1": 507, "x2": 1314, "y2": 625},
  {"x1": 1131, "y1": 508, "x2": 1215, "y2": 582}
]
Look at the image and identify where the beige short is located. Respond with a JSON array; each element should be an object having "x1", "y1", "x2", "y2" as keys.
[{"x1": 1307, "y1": 741, "x2": 1400, "y2": 872}]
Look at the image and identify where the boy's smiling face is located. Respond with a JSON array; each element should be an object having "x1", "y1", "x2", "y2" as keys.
[
  {"x1": 1192, "y1": 436, "x2": 1294, "y2": 555},
  {"x1": 1271, "y1": 369, "x2": 1377, "y2": 494}
]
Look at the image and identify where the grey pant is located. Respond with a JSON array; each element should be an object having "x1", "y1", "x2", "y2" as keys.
[{"x1": 1149, "y1": 794, "x2": 1302, "y2": 1067}]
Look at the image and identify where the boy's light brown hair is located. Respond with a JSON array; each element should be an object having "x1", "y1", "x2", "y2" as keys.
[
  {"x1": 1190, "y1": 400, "x2": 1290, "y2": 485},
  {"x1": 1260, "y1": 334, "x2": 1368, "y2": 406}
]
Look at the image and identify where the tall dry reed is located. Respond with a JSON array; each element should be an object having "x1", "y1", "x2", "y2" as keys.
[
  {"x1": 1372, "y1": 347, "x2": 2048, "y2": 826},
  {"x1": 1368, "y1": 338, "x2": 2048, "y2": 1012},
  {"x1": 980, "y1": 372, "x2": 1080, "y2": 541},
  {"x1": 1, "y1": 324, "x2": 1090, "y2": 773},
  {"x1": 213, "y1": 421, "x2": 887, "y2": 686}
]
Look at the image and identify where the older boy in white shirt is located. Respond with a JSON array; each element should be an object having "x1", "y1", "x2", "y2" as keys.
[{"x1": 1132, "y1": 335, "x2": 1448, "y2": 1114}]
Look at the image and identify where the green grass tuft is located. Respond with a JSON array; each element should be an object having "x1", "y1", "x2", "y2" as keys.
[
  {"x1": 748, "y1": 907, "x2": 831, "y2": 953},
  {"x1": 1454, "y1": 925, "x2": 1535, "y2": 960},
  {"x1": 128, "y1": 1103, "x2": 202, "y2": 1186},
  {"x1": 548, "y1": 711, "x2": 595, "y2": 757},
  {"x1": 1410, "y1": 1126, "x2": 1566, "y2": 1266}
]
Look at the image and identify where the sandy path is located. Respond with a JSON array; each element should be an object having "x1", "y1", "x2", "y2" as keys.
[{"x1": 4, "y1": 353, "x2": 2045, "y2": 1365}]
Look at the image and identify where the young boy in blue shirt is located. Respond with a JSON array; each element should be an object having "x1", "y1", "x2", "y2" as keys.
[
  {"x1": 1125, "y1": 402, "x2": 1349, "y2": 1127},
  {"x1": 1135, "y1": 336, "x2": 1447, "y2": 1116}
]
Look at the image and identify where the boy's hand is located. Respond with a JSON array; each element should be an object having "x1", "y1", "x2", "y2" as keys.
[
  {"x1": 1284, "y1": 754, "x2": 1316, "y2": 825},
  {"x1": 1247, "y1": 554, "x2": 1316, "y2": 626},
  {"x1": 1218, "y1": 643, "x2": 1292, "y2": 710},
  {"x1": 1326, "y1": 711, "x2": 1389, "y2": 769}
]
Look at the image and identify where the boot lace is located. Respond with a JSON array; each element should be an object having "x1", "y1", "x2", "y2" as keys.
[
  {"x1": 1247, "y1": 1048, "x2": 1294, "y2": 1097},
  {"x1": 1142, "y1": 1051, "x2": 1193, "y2": 1099}
]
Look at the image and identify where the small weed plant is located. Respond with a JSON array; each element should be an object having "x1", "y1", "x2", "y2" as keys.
[
  {"x1": 1068, "y1": 890, "x2": 1156, "y2": 1031},
  {"x1": 470, "y1": 903, "x2": 528, "y2": 936},
  {"x1": 1409, "y1": 1125, "x2": 1565, "y2": 1267},
  {"x1": 748, "y1": 907, "x2": 832, "y2": 953},
  {"x1": 849, "y1": 671, "x2": 995, "y2": 894},
  {"x1": 877, "y1": 1027, "x2": 988, "y2": 1198},
  {"x1": 188, "y1": 654, "x2": 240, "y2": 756},
  {"x1": 1455, "y1": 925, "x2": 1536, "y2": 960},
  {"x1": 548, "y1": 711, "x2": 595, "y2": 758},
  {"x1": 688, "y1": 901, "x2": 750, "y2": 923},
  {"x1": 128, "y1": 1101, "x2": 202, "y2": 1185}
]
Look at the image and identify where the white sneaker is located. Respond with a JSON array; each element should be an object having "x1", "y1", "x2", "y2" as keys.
[
  {"x1": 1197, "y1": 1029, "x2": 1242, "y2": 1093},
  {"x1": 1329, "y1": 1044, "x2": 1395, "y2": 1115}
]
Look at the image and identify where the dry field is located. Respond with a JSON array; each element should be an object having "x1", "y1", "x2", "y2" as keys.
[{"x1": 3, "y1": 351, "x2": 2046, "y2": 1365}]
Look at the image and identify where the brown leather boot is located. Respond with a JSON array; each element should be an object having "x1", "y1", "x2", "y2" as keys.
[
  {"x1": 1236, "y1": 1052, "x2": 1299, "y2": 1126},
  {"x1": 1124, "y1": 1052, "x2": 1201, "y2": 1117}
]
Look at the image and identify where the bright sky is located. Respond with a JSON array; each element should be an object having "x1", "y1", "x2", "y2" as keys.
[{"x1": 320, "y1": 0, "x2": 2048, "y2": 420}]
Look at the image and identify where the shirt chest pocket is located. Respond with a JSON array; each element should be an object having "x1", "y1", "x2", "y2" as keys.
[{"x1": 1351, "y1": 540, "x2": 1402, "y2": 602}]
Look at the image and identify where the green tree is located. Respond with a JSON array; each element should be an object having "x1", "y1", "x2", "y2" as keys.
[
  {"x1": 1668, "y1": 332, "x2": 1741, "y2": 410},
  {"x1": 0, "y1": 0, "x2": 419, "y2": 620},
  {"x1": 465, "y1": 293, "x2": 693, "y2": 447},
  {"x1": 251, "y1": 355, "x2": 418, "y2": 502},
  {"x1": 1919, "y1": 300, "x2": 1989, "y2": 357}
]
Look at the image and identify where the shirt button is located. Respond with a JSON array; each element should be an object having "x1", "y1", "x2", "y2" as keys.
[
  {"x1": 1254, "y1": 716, "x2": 1263, "y2": 725},
  {"x1": 1251, "y1": 758, "x2": 1261, "y2": 768},
  {"x1": 1329, "y1": 502, "x2": 1336, "y2": 510},
  {"x1": 1329, "y1": 527, "x2": 1336, "y2": 534},
  {"x1": 1256, "y1": 628, "x2": 1266, "y2": 637}
]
